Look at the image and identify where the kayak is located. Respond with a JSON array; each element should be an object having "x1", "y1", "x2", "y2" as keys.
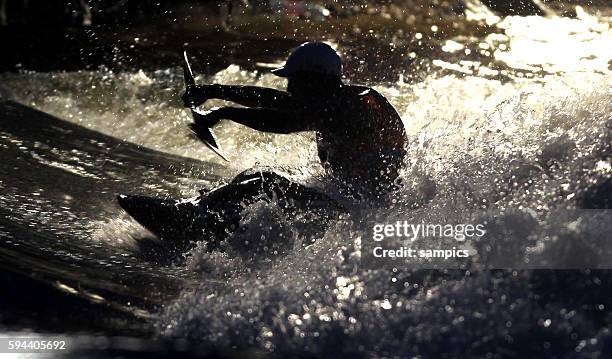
[
  {"x1": 117, "y1": 193, "x2": 233, "y2": 253},
  {"x1": 117, "y1": 178, "x2": 346, "y2": 255}
]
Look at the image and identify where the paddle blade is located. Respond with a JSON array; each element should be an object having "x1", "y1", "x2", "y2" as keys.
[
  {"x1": 183, "y1": 50, "x2": 229, "y2": 162},
  {"x1": 190, "y1": 122, "x2": 229, "y2": 162}
]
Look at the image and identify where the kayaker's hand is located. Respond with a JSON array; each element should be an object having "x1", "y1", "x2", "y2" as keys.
[{"x1": 182, "y1": 85, "x2": 208, "y2": 108}]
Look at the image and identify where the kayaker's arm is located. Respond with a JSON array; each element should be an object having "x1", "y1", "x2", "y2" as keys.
[
  {"x1": 183, "y1": 85, "x2": 292, "y2": 110},
  {"x1": 191, "y1": 106, "x2": 311, "y2": 134}
]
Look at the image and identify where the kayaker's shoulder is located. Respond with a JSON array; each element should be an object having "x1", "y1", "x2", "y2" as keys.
[
  {"x1": 342, "y1": 84, "x2": 374, "y2": 95},
  {"x1": 340, "y1": 85, "x2": 391, "y2": 109},
  {"x1": 340, "y1": 85, "x2": 386, "y2": 100}
]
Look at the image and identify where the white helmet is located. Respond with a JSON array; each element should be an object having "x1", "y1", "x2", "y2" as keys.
[{"x1": 272, "y1": 42, "x2": 342, "y2": 78}]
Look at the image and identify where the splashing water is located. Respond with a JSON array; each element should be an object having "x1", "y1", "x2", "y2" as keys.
[{"x1": 0, "y1": 8, "x2": 611, "y2": 357}]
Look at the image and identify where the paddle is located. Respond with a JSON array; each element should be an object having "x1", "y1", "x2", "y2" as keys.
[{"x1": 183, "y1": 51, "x2": 229, "y2": 162}]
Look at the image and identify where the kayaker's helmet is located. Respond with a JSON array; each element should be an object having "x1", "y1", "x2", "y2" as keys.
[{"x1": 272, "y1": 42, "x2": 342, "y2": 78}]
